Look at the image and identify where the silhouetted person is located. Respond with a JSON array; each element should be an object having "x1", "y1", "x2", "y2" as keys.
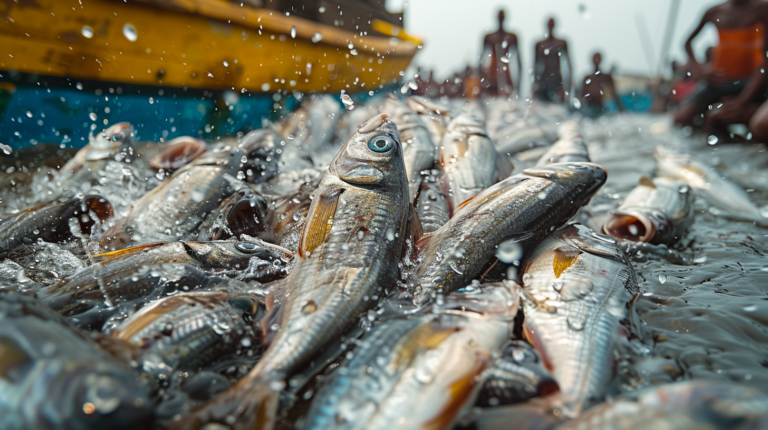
[
  {"x1": 533, "y1": 17, "x2": 572, "y2": 103},
  {"x1": 480, "y1": 10, "x2": 521, "y2": 97},
  {"x1": 674, "y1": 0, "x2": 768, "y2": 127},
  {"x1": 579, "y1": 53, "x2": 624, "y2": 117},
  {"x1": 443, "y1": 72, "x2": 463, "y2": 98}
]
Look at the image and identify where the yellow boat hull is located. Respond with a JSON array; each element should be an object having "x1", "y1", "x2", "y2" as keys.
[{"x1": 0, "y1": 0, "x2": 420, "y2": 93}]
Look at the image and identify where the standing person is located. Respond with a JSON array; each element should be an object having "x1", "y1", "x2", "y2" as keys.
[
  {"x1": 479, "y1": 9, "x2": 521, "y2": 98},
  {"x1": 532, "y1": 17, "x2": 572, "y2": 103},
  {"x1": 579, "y1": 52, "x2": 624, "y2": 117},
  {"x1": 673, "y1": 0, "x2": 768, "y2": 127}
]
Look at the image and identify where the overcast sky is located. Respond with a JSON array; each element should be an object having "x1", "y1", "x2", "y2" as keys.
[{"x1": 387, "y1": 0, "x2": 722, "y2": 92}]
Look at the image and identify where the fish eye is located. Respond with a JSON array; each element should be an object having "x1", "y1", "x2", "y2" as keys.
[
  {"x1": 235, "y1": 242, "x2": 274, "y2": 259},
  {"x1": 367, "y1": 135, "x2": 394, "y2": 153}
]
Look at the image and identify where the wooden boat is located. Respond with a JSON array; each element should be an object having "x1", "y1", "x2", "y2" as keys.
[{"x1": 0, "y1": 0, "x2": 420, "y2": 93}]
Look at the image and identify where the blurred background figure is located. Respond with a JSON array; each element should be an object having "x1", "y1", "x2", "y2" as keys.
[
  {"x1": 674, "y1": 0, "x2": 768, "y2": 127},
  {"x1": 532, "y1": 17, "x2": 572, "y2": 103},
  {"x1": 580, "y1": 52, "x2": 624, "y2": 117},
  {"x1": 463, "y1": 65, "x2": 481, "y2": 98},
  {"x1": 480, "y1": 9, "x2": 521, "y2": 98},
  {"x1": 424, "y1": 70, "x2": 441, "y2": 98}
]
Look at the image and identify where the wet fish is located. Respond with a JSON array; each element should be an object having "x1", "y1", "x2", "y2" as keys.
[
  {"x1": 415, "y1": 178, "x2": 451, "y2": 234},
  {"x1": 654, "y1": 147, "x2": 766, "y2": 222},
  {"x1": 100, "y1": 128, "x2": 279, "y2": 250},
  {"x1": 149, "y1": 136, "x2": 207, "y2": 171},
  {"x1": 555, "y1": 380, "x2": 768, "y2": 430},
  {"x1": 261, "y1": 180, "x2": 316, "y2": 252},
  {"x1": 198, "y1": 187, "x2": 269, "y2": 241},
  {"x1": 0, "y1": 195, "x2": 113, "y2": 256},
  {"x1": 279, "y1": 94, "x2": 340, "y2": 154},
  {"x1": 414, "y1": 163, "x2": 607, "y2": 306},
  {"x1": 406, "y1": 96, "x2": 451, "y2": 147},
  {"x1": 174, "y1": 113, "x2": 417, "y2": 430},
  {"x1": 383, "y1": 96, "x2": 437, "y2": 200},
  {"x1": 439, "y1": 114, "x2": 514, "y2": 213},
  {"x1": 521, "y1": 224, "x2": 636, "y2": 415},
  {"x1": 0, "y1": 290, "x2": 152, "y2": 429},
  {"x1": 603, "y1": 176, "x2": 693, "y2": 245},
  {"x1": 302, "y1": 281, "x2": 521, "y2": 430},
  {"x1": 40, "y1": 240, "x2": 290, "y2": 314},
  {"x1": 536, "y1": 123, "x2": 590, "y2": 165},
  {"x1": 60, "y1": 122, "x2": 138, "y2": 189},
  {"x1": 113, "y1": 290, "x2": 265, "y2": 377}
]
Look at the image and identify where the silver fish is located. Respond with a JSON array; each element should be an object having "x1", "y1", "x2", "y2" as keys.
[
  {"x1": 60, "y1": 122, "x2": 138, "y2": 189},
  {"x1": 406, "y1": 96, "x2": 451, "y2": 148},
  {"x1": 439, "y1": 114, "x2": 514, "y2": 214},
  {"x1": 536, "y1": 123, "x2": 590, "y2": 165},
  {"x1": 174, "y1": 113, "x2": 417, "y2": 430},
  {"x1": 603, "y1": 176, "x2": 693, "y2": 245},
  {"x1": 415, "y1": 178, "x2": 451, "y2": 234},
  {"x1": 302, "y1": 281, "x2": 521, "y2": 430},
  {"x1": 521, "y1": 224, "x2": 636, "y2": 415},
  {"x1": 414, "y1": 163, "x2": 607, "y2": 306}
]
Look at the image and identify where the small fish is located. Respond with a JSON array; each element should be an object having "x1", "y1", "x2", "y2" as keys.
[
  {"x1": 113, "y1": 291, "x2": 265, "y2": 377},
  {"x1": 302, "y1": 281, "x2": 521, "y2": 430},
  {"x1": 406, "y1": 96, "x2": 452, "y2": 147},
  {"x1": 439, "y1": 114, "x2": 514, "y2": 214},
  {"x1": 173, "y1": 113, "x2": 417, "y2": 430},
  {"x1": 603, "y1": 176, "x2": 693, "y2": 245},
  {"x1": 0, "y1": 291, "x2": 152, "y2": 429},
  {"x1": 414, "y1": 163, "x2": 607, "y2": 306},
  {"x1": 521, "y1": 224, "x2": 637, "y2": 415},
  {"x1": 415, "y1": 178, "x2": 451, "y2": 234},
  {"x1": 149, "y1": 136, "x2": 207, "y2": 171},
  {"x1": 0, "y1": 195, "x2": 113, "y2": 256}
]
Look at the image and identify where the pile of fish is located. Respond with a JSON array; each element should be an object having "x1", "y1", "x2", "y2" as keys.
[{"x1": 1, "y1": 93, "x2": 767, "y2": 430}]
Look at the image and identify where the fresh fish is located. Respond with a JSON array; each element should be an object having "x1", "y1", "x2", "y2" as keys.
[
  {"x1": 0, "y1": 291, "x2": 152, "y2": 429},
  {"x1": 60, "y1": 122, "x2": 138, "y2": 189},
  {"x1": 406, "y1": 96, "x2": 451, "y2": 147},
  {"x1": 603, "y1": 176, "x2": 693, "y2": 245},
  {"x1": 302, "y1": 281, "x2": 521, "y2": 430},
  {"x1": 414, "y1": 163, "x2": 607, "y2": 305},
  {"x1": 415, "y1": 178, "x2": 451, "y2": 234},
  {"x1": 654, "y1": 147, "x2": 766, "y2": 222},
  {"x1": 536, "y1": 123, "x2": 590, "y2": 165},
  {"x1": 174, "y1": 113, "x2": 417, "y2": 430},
  {"x1": 261, "y1": 180, "x2": 316, "y2": 253},
  {"x1": 439, "y1": 114, "x2": 514, "y2": 213},
  {"x1": 555, "y1": 380, "x2": 768, "y2": 430},
  {"x1": 383, "y1": 96, "x2": 437, "y2": 200},
  {"x1": 521, "y1": 224, "x2": 636, "y2": 415},
  {"x1": 100, "y1": 128, "x2": 279, "y2": 250},
  {"x1": 475, "y1": 340, "x2": 559, "y2": 407},
  {"x1": 0, "y1": 195, "x2": 113, "y2": 256},
  {"x1": 198, "y1": 187, "x2": 269, "y2": 241},
  {"x1": 40, "y1": 240, "x2": 290, "y2": 314},
  {"x1": 149, "y1": 136, "x2": 207, "y2": 171},
  {"x1": 279, "y1": 94, "x2": 340, "y2": 154},
  {"x1": 113, "y1": 290, "x2": 265, "y2": 377}
]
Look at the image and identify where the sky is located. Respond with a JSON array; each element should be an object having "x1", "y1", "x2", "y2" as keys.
[{"x1": 387, "y1": 0, "x2": 722, "y2": 92}]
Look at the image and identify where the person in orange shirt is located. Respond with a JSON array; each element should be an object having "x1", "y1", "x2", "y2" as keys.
[{"x1": 673, "y1": 0, "x2": 768, "y2": 127}]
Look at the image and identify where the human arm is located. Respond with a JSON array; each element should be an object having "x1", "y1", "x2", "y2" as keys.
[{"x1": 684, "y1": 10, "x2": 712, "y2": 73}]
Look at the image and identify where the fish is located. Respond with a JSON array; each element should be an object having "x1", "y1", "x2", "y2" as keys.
[
  {"x1": 60, "y1": 122, "x2": 138, "y2": 190},
  {"x1": 521, "y1": 224, "x2": 637, "y2": 415},
  {"x1": 406, "y1": 96, "x2": 452, "y2": 147},
  {"x1": 302, "y1": 281, "x2": 521, "y2": 430},
  {"x1": 414, "y1": 162, "x2": 607, "y2": 306},
  {"x1": 654, "y1": 147, "x2": 766, "y2": 223},
  {"x1": 439, "y1": 114, "x2": 514, "y2": 213},
  {"x1": 40, "y1": 239, "x2": 290, "y2": 314},
  {"x1": 0, "y1": 290, "x2": 153, "y2": 429},
  {"x1": 603, "y1": 176, "x2": 693, "y2": 245},
  {"x1": 383, "y1": 96, "x2": 438, "y2": 200},
  {"x1": 261, "y1": 180, "x2": 316, "y2": 253},
  {"x1": 536, "y1": 123, "x2": 590, "y2": 165},
  {"x1": 100, "y1": 128, "x2": 280, "y2": 250},
  {"x1": 198, "y1": 187, "x2": 269, "y2": 241},
  {"x1": 278, "y1": 94, "x2": 340, "y2": 155},
  {"x1": 149, "y1": 136, "x2": 207, "y2": 171},
  {"x1": 554, "y1": 380, "x2": 768, "y2": 430},
  {"x1": 112, "y1": 290, "x2": 265, "y2": 377},
  {"x1": 415, "y1": 178, "x2": 451, "y2": 234},
  {"x1": 0, "y1": 195, "x2": 113, "y2": 256},
  {"x1": 172, "y1": 113, "x2": 417, "y2": 430}
]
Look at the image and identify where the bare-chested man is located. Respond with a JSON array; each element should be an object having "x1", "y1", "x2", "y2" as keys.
[
  {"x1": 674, "y1": 0, "x2": 768, "y2": 127},
  {"x1": 533, "y1": 18, "x2": 572, "y2": 103},
  {"x1": 579, "y1": 52, "x2": 624, "y2": 117},
  {"x1": 480, "y1": 10, "x2": 521, "y2": 97}
]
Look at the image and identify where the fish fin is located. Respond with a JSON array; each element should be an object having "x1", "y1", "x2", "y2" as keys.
[
  {"x1": 552, "y1": 246, "x2": 581, "y2": 279},
  {"x1": 90, "y1": 242, "x2": 166, "y2": 264},
  {"x1": 415, "y1": 233, "x2": 434, "y2": 255},
  {"x1": 421, "y1": 351, "x2": 491, "y2": 430},
  {"x1": 298, "y1": 188, "x2": 344, "y2": 259},
  {"x1": 638, "y1": 176, "x2": 656, "y2": 188},
  {"x1": 523, "y1": 325, "x2": 554, "y2": 372},
  {"x1": 406, "y1": 204, "x2": 423, "y2": 244},
  {"x1": 453, "y1": 194, "x2": 476, "y2": 214},
  {"x1": 391, "y1": 321, "x2": 460, "y2": 369}
]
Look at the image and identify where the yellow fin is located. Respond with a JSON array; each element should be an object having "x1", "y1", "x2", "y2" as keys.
[
  {"x1": 90, "y1": 242, "x2": 167, "y2": 264},
  {"x1": 422, "y1": 351, "x2": 490, "y2": 430},
  {"x1": 638, "y1": 176, "x2": 656, "y2": 188},
  {"x1": 390, "y1": 321, "x2": 458, "y2": 369},
  {"x1": 298, "y1": 188, "x2": 344, "y2": 259},
  {"x1": 553, "y1": 246, "x2": 580, "y2": 278}
]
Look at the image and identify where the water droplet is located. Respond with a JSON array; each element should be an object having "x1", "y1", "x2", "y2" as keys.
[
  {"x1": 500, "y1": 56, "x2": 510, "y2": 64},
  {"x1": 149, "y1": 97, "x2": 154, "y2": 104},
  {"x1": 707, "y1": 135, "x2": 719, "y2": 145},
  {"x1": 318, "y1": 6, "x2": 326, "y2": 13},
  {"x1": 744, "y1": 305, "x2": 758, "y2": 312},
  {"x1": 543, "y1": 48, "x2": 550, "y2": 55},
  {"x1": 628, "y1": 224, "x2": 639, "y2": 236},
  {"x1": 25, "y1": 111, "x2": 33, "y2": 118},
  {"x1": 76, "y1": 82, "x2": 83, "y2": 90},
  {"x1": 89, "y1": 112, "x2": 97, "y2": 121},
  {"x1": 497, "y1": 240, "x2": 523, "y2": 264},
  {"x1": 81, "y1": 26, "x2": 94, "y2": 39},
  {"x1": 357, "y1": 230, "x2": 365, "y2": 240},
  {"x1": 241, "y1": 337, "x2": 252, "y2": 347},
  {"x1": 659, "y1": 274, "x2": 667, "y2": 284},
  {"x1": 302, "y1": 299, "x2": 317, "y2": 314},
  {"x1": 0, "y1": 143, "x2": 12, "y2": 155},
  {"x1": 122, "y1": 23, "x2": 137, "y2": 42},
  {"x1": 341, "y1": 94, "x2": 355, "y2": 110},
  {"x1": 311, "y1": 32, "x2": 323, "y2": 43},
  {"x1": 237, "y1": 171, "x2": 246, "y2": 180},
  {"x1": 290, "y1": 26, "x2": 297, "y2": 38},
  {"x1": 408, "y1": 80, "x2": 418, "y2": 90},
  {"x1": 385, "y1": 228, "x2": 395, "y2": 241}
]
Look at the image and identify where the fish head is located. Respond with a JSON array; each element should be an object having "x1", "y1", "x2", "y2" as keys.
[
  {"x1": 330, "y1": 113, "x2": 406, "y2": 186},
  {"x1": 208, "y1": 189, "x2": 269, "y2": 241},
  {"x1": 522, "y1": 162, "x2": 607, "y2": 206},
  {"x1": 183, "y1": 240, "x2": 291, "y2": 277},
  {"x1": 149, "y1": 136, "x2": 207, "y2": 171},
  {"x1": 437, "y1": 280, "x2": 521, "y2": 319}
]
